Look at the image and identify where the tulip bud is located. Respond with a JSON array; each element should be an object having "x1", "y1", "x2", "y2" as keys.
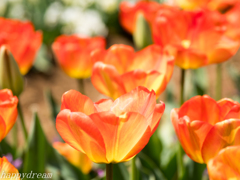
[
  {"x1": 0, "y1": 46, "x2": 24, "y2": 96},
  {"x1": 133, "y1": 13, "x2": 153, "y2": 50}
]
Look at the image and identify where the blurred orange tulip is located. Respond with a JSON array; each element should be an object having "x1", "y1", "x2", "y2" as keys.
[
  {"x1": 207, "y1": 146, "x2": 240, "y2": 180},
  {"x1": 91, "y1": 44, "x2": 174, "y2": 99},
  {"x1": 52, "y1": 35, "x2": 106, "y2": 79},
  {"x1": 225, "y1": 3, "x2": 240, "y2": 40},
  {"x1": 0, "y1": 157, "x2": 20, "y2": 180},
  {"x1": 171, "y1": 95, "x2": 240, "y2": 163},
  {"x1": 53, "y1": 142, "x2": 92, "y2": 174},
  {"x1": 174, "y1": 0, "x2": 238, "y2": 11},
  {"x1": 56, "y1": 86, "x2": 165, "y2": 163},
  {"x1": 0, "y1": 89, "x2": 18, "y2": 142},
  {"x1": 119, "y1": 0, "x2": 162, "y2": 33},
  {"x1": 152, "y1": 8, "x2": 239, "y2": 69},
  {"x1": 0, "y1": 18, "x2": 42, "y2": 75}
]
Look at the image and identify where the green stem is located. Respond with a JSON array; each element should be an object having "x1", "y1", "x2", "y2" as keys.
[
  {"x1": 106, "y1": 163, "x2": 113, "y2": 180},
  {"x1": 17, "y1": 102, "x2": 28, "y2": 141},
  {"x1": 216, "y1": 64, "x2": 222, "y2": 100},
  {"x1": 131, "y1": 157, "x2": 137, "y2": 180},
  {"x1": 180, "y1": 69, "x2": 186, "y2": 105},
  {"x1": 13, "y1": 123, "x2": 18, "y2": 149},
  {"x1": 77, "y1": 79, "x2": 85, "y2": 95},
  {"x1": 177, "y1": 68, "x2": 186, "y2": 180}
]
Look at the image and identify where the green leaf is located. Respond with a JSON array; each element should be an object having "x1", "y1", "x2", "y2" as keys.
[
  {"x1": 23, "y1": 113, "x2": 46, "y2": 179},
  {"x1": 0, "y1": 139, "x2": 15, "y2": 157},
  {"x1": 142, "y1": 132, "x2": 162, "y2": 167},
  {"x1": 133, "y1": 13, "x2": 153, "y2": 50}
]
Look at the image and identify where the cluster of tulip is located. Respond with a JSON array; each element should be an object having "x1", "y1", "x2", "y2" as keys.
[{"x1": 0, "y1": 0, "x2": 240, "y2": 179}]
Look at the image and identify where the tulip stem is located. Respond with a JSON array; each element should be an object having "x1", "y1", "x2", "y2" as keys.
[
  {"x1": 131, "y1": 157, "x2": 137, "y2": 180},
  {"x1": 17, "y1": 102, "x2": 28, "y2": 141},
  {"x1": 180, "y1": 69, "x2": 186, "y2": 105},
  {"x1": 77, "y1": 79, "x2": 85, "y2": 95},
  {"x1": 216, "y1": 64, "x2": 222, "y2": 100},
  {"x1": 13, "y1": 123, "x2": 18, "y2": 149},
  {"x1": 106, "y1": 163, "x2": 113, "y2": 180},
  {"x1": 177, "y1": 68, "x2": 186, "y2": 180}
]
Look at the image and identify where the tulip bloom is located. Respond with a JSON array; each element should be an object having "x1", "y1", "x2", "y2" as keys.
[
  {"x1": 52, "y1": 35, "x2": 106, "y2": 79},
  {"x1": 207, "y1": 146, "x2": 240, "y2": 180},
  {"x1": 225, "y1": 3, "x2": 240, "y2": 40},
  {"x1": 172, "y1": 95, "x2": 240, "y2": 163},
  {"x1": 119, "y1": 1, "x2": 163, "y2": 33},
  {"x1": 91, "y1": 44, "x2": 174, "y2": 99},
  {"x1": 152, "y1": 9, "x2": 239, "y2": 69},
  {"x1": 0, "y1": 157, "x2": 20, "y2": 179},
  {"x1": 0, "y1": 89, "x2": 18, "y2": 142},
  {"x1": 0, "y1": 18, "x2": 42, "y2": 75},
  {"x1": 56, "y1": 86, "x2": 165, "y2": 163},
  {"x1": 53, "y1": 142, "x2": 92, "y2": 174}
]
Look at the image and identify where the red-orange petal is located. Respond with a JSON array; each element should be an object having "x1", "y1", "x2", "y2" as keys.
[
  {"x1": 61, "y1": 89, "x2": 96, "y2": 115},
  {"x1": 207, "y1": 146, "x2": 240, "y2": 180},
  {"x1": 56, "y1": 109, "x2": 107, "y2": 163},
  {"x1": 202, "y1": 119, "x2": 240, "y2": 163},
  {"x1": 91, "y1": 62, "x2": 126, "y2": 100},
  {"x1": 0, "y1": 89, "x2": 18, "y2": 139},
  {"x1": 121, "y1": 70, "x2": 167, "y2": 98},
  {"x1": 94, "y1": 99, "x2": 113, "y2": 112},
  {"x1": 171, "y1": 109, "x2": 213, "y2": 163},
  {"x1": 0, "y1": 157, "x2": 20, "y2": 180},
  {"x1": 0, "y1": 18, "x2": 42, "y2": 75},
  {"x1": 178, "y1": 95, "x2": 222, "y2": 125},
  {"x1": 52, "y1": 35, "x2": 106, "y2": 79},
  {"x1": 218, "y1": 98, "x2": 240, "y2": 120},
  {"x1": 90, "y1": 111, "x2": 151, "y2": 162},
  {"x1": 0, "y1": 116, "x2": 6, "y2": 142}
]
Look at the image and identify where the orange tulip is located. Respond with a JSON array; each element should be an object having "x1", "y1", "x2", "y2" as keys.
[
  {"x1": 152, "y1": 8, "x2": 239, "y2": 69},
  {"x1": 0, "y1": 157, "x2": 20, "y2": 179},
  {"x1": 172, "y1": 95, "x2": 240, "y2": 163},
  {"x1": 52, "y1": 35, "x2": 106, "y2": 79},
  {"x1": 225, "y1": 3, "x2": 240, "y2": 40},
  {"x1": 119, "y1": 0, "x2": 164, "y2": 33},
  {"x1": 207, "y1": 146, "x2": 240, "y2": 180},
  {"x1": 0, "y1": 89, "x2": 18, "y2": 142},
  {"x1": 53, "y1": 142, "x2": 92, "y2": 174},
  {"x1": 174, "y1": 0, "x2": 238, "y2": 11},
  {"x1": 0, "y1": 18, "x2": 42, "y2": 75},
  {"x1": 91, "y1": 44, "x2": 174, "y2": 100},
  {"x1": 56, "y1": 86, "x2": 165, "y2": 163}
]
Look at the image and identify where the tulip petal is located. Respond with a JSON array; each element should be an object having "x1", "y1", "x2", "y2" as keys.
[
  {"x1": 0, "y1": 157, "x2": 20, "y2": 180},
  {"x1": 121, "y1": 70, "x2": 167, "y2": 98},
  {"x1": 0, "y1": 116, "x2": 6, "y2": 142},
  {"x1": 61, "y1": 90, "x2": 95, "y2": 115},
  {"x1": 111, "y1": 86, "x2": 156, "y2": 120},
  {"x1": 90, "y1": 111, "x2": 151, "y2": 162},
  {"x1": 91, "y1": 62, "x2": 126, "y2": 100},
  {"x1": 202, "y1": 119, "x2": 240, "y2": 163},
  {"x1": 91, "y1": 45, "x2": 135, "y2": 74},
  {"x1": 150, "y1": 102, "x2": 165, "y2": 133},
  {"x1": 207, "y1": 146, "x2": 240, "y2": 180},
  {"x1": 218, "y1": 98, "x2": 240, "y2": 120},
  {"x1": 178, "y1": 95, "x2": 222, "y2": 125},
  {"x1": 0, "y1": 89, "x2": 18, "y2": 136},
  {"x1": 52, "y1": 35, "x2": 105, "y2": 79},
  {"x1": 171, "y1": 109, "x2": 213, "y2": 163},
  {"x1": 56, "y1": 109, "x2": 107, "y2": 163},
  {"x1": 94, "y1": 99, "x2": 113, "y2": 112}
]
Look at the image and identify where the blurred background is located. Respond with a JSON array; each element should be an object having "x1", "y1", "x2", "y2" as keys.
[{"x1": 1, "y1": 0, "x2": 240, "y2": 168}]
